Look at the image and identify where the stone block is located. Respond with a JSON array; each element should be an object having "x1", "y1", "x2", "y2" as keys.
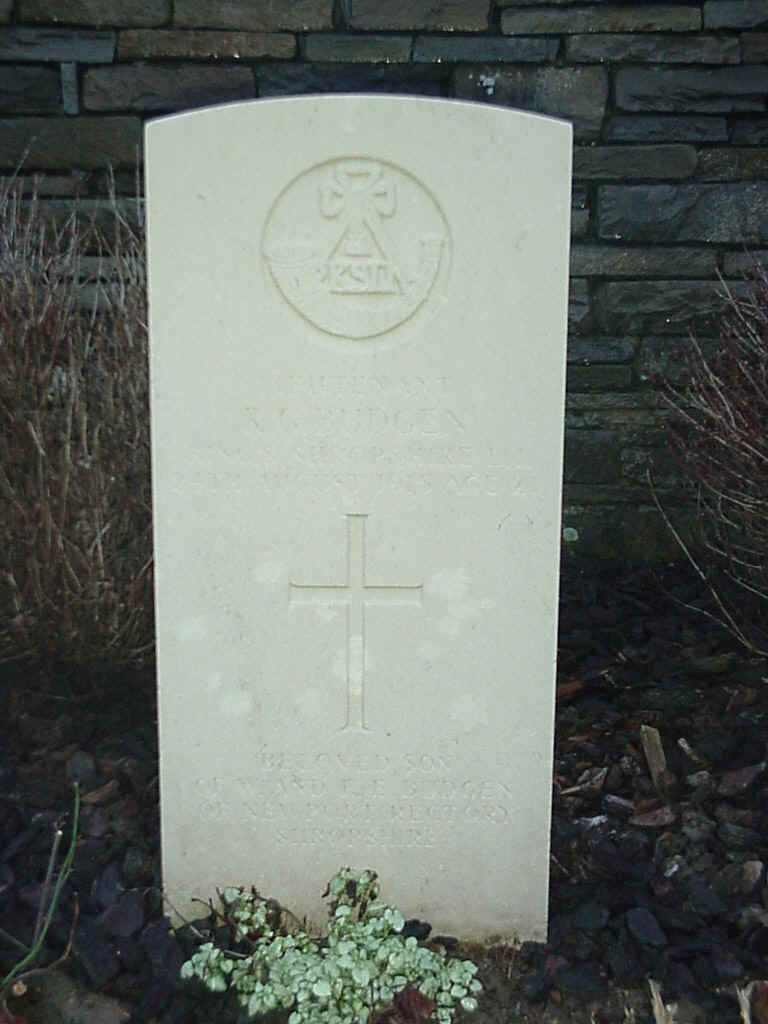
[
  {"x1": 0, "y1": 171, "x2": 88, "y2": 194},
  {"x1": 117, "y1": 29, "x2": 295, "y2": 59},
  {"x1": 573, "y1": 144, "x2": 697, "y2": 180},
  {"x1": 26, "y1": 197, "x2": 142, "y2": 234},
  {"x1": 636, "y1": 335, "x2": 719, "y2": 386},
  {"x1": 566, "y1": 33, "x2": 739, "y2": 64},
  {"x1": 19, "y1": 0, "x2": 169, "y2": 26},
  {"x1": 0, "y1": 27, "x2": 115, "y2": 61},
  {"x1": 732, "y1": 119, "x2": 768, "y2": 144},
  {"x1": 502, "y1": 5, "x2": 700, "y2": 35},
  {"x1": 599, "y1": 183, "x2": 768, "y2": 245},
  {"x1": 567, "y1": 337, "x2": 636, "y2": 364},
  {"x1": 303, "y1": 34, "x2": 411, "y2": 62},
  {"x1": 453, "y1": 65, "x2": 608, "y2": 141},
  {"x1": 616, "y1": 67, "x2": 768, "y2": 113},
  {"x1": 570, "y1": 245, "x2": 717, "y2": 279},
  {"x1": 695, "y1": 148, "x2": 768, "y2": 181},
  {"x1": 174, "y1": 0, "x2": 332, "y2": 31},
  {"x1": 605, "y1": 115, "x2": 728, "y2": 142},
  {"x1": 722, "y1": 250, "x2": 768, "y2": 277},
  {"x1": 0, "y1": 65, "x2": 60, "y2": 112},
  {"x1": 561, "y1": 502, "x2": 689, "y2": 562},
  {"x1": 414, "y1": 35, "x2": 556, "y2": 63},
  {"x1": 61, "y1": 61, "x2": 78, "y2": 114},
  {"x1": 571, "y1": 207, "x2": 589, "y2": 238},
  {"x1": 84, "y1": 65, "x2": 254, "y2": 112},
  {"x1": 620, "y1": 444, "x2": 679, "y2": 489},
  {"x1": 564, "y1": 431, "x2": 623, "y2": 484},
  {"x1": 145, "y1": 95, "x2": 571, "y2": 941},
  {"x1": 568, "y1": 278, "x2": 592, "y2": 333},
  {"x1": 595, "y1": 280, "x2": 734, "y2": 335},
  {"x1": 566, "y1": 391, "x2": 667, "y2": 430},
  {"x1": 566, "y1": 365, "x2": 633, "y2": 391},
  {"x1": 741, "y1": 33, "x2": 768, "y2": 62},
  {"x1": 704, "y1": 1, "x2": 768, "y2": 29},
  {"x1": 348, "y1": 0, "x2": 488, "y2": 31},
  {"x1": 259, "y1": 63, "x2": 444, "y2": 96},
  {"x1": 0, "y1": 116, "x2": 141, "y2": 171}
]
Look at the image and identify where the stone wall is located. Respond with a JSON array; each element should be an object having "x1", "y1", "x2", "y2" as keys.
[{"x1": 1, "y1": 0, "x2": 767, "y2": 559}]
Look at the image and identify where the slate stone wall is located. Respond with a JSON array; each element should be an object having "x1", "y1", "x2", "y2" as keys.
[{"x1": 1, "y1": 0, "x2": 766, "y2": 559}]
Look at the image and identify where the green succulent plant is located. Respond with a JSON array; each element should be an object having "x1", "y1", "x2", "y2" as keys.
[{"x1": 180, "y1": 867, "x2": 482, "y2": 1023}]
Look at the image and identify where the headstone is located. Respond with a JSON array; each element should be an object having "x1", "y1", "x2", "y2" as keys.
[{"x1": 146, "y1": 95, "x2": 571, "y2": 942}]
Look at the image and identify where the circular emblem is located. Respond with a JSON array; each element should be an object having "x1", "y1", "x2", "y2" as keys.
[{"x1": 262, "y1": 158, "x2": 450, "y2": 340}]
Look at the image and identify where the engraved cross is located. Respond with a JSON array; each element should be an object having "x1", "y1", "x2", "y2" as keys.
[{"x1": 289, "y1": 514, "x2": 423, "y2": 732}]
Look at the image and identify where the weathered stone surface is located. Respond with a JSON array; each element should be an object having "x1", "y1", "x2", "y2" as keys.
[
  {"x1": 453, "y1": 66, "x2": 607, "y2": 140},
  {"x1": 0, "y1": 171, "x2": 88, "y2": 194},
  {"x1": 20, "y1": 0, "x2": 169, "y2": 26},
  {"x1": 0, "y1": 27, "x2": 115, "y2": 61},
  {"x1": 303, "y1": 34, "x2": 411, "y2": 62},
  {"x1": 564, "y1": 431, "x2": 623, "y2": 484},
  {"x1": 567, "y1": 389, "x2": 666, "y2": 417},
  {"x1": 562, "y1": 501, "x2": 687, "y2": 561},
  {"x1": 25, "y1": 197, "x2": 141, "y2": 233},
  {"x1": 636, "y1": 335, "x2": 712, "y2": 385},
  {"x1": 117, "y1": 29, "x2": 295, "y2": 59},
  {"x1": 569, "y1": 278, "x2": 592, "y2": 334},
  {"x1": 414, "y1": 35, "x2": 556, "y2": 62},
  {"x1": 0, "y1": 116, "x2": 141, "y2": 170},
  {"x1": 741, "y1": 33, "x2": 768, "y2": 62},
  {"x1": 723, "y1": 250, "x2": 768, "y2": 276},
  {"x1": 732, "y1": 119, "x2": 768, "y2": 144},
  {"x1": 571, "y1": 245, "x2": 717, "y2": 279},
  {"x1": 566, "y1": 33, "x2": 738, "y2": 64},
  {"x1": 567, "y1": 365, "x2": 633, "y2": 391},
  {"x1": 595, "y1": 280, "x2": 732, "y2": 335},
  {"x1": 0, "y1": 65, "x2": 60, "y2": 112},
  {"x1": 83, "y1": 64, "x2": 253, "y2": 112},
  {"x1": 258, "y1": 63, "x2": 443, "y2": 96},
  {"x1": 568, "y1": 337, "x2": 636, "y2": 364},
  {"x1": 605, "y1": 115, "x2": 728, "y2": 142},
  {"x1": 502, "y1": 5, "x2": 700, "y2": 35},
  {"x1": 146, "y1": 96, "x2": 570, "y2": 942},
  {"x1": 349, "y1": 0, "x2": 488, "y2": 31},
  {"x1": 616, "y1": 67, "x2": 768, "y2": 113},
  {"x1": 704, "y1": 1, "x2": 768, "y2": 29},
  {"x1": 61, "y1": 61, "x2": 78, "y2": 114},
  {"x1": 695, "y1": 148, "x2": 768, "y2": 181},
  {"x1": 174, "y1": 0, "x2": 331, "y2": 31},
  {"x1": 573, "y1": 144, "x2": 697, "y2": 180},
  {"x1": 571, "y1": 207, "x2": 589, "y2": 238},
  {"x1": 599, "y1": 183, "x2": 768, "y2": 244}
]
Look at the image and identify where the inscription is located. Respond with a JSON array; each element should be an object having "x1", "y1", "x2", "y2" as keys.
[
  {"x1": 262, "y1": 158, "x2": 450, "y2": 340},
  {"x1": 290, "y1": 514, "x2": 423, "y2": 732},
  {"x1": 242, "y1": 374, "x2": 529, "y2": 500},
  {"x1": 193, "y1": 753, "x2": 516, "y2": 850}
]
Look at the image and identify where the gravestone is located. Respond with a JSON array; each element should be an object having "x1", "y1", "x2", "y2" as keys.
[{"x1": 146, "y1": 95, "x2": 571, "y2": 942}]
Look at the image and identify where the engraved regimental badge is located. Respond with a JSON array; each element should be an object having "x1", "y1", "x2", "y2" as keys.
[{"x1": 262, "y1": 158, "x2": 450, "y2": 340}]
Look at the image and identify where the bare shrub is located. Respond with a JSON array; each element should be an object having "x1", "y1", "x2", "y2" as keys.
[
  {"x1": 662, "y1": 261, "x2": 768, "y2": 654},
  {"x1": 0, "y1": 176, "x2": 153, "y2": 672}
]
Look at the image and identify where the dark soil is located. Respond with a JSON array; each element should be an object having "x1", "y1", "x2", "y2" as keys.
[{"x1": 2, "y1": 559, "x2": 768, "y2": 1024}]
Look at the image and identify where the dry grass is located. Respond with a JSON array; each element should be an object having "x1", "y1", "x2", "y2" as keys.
[
  {"x1": 0, "y1": 174, "x2": 154, "y2": 674},
  {"x1": 662, "y1": 262, "x2": 768, "y2": 655}
]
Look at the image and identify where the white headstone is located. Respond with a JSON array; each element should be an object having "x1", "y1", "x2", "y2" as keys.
[{"x1": 146, "y1": 95, "x2": 571, "y2": 942}]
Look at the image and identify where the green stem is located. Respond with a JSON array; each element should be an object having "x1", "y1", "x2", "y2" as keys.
[{"x1": 0, "y1": 783, "x2": 79, "y2": 993}]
